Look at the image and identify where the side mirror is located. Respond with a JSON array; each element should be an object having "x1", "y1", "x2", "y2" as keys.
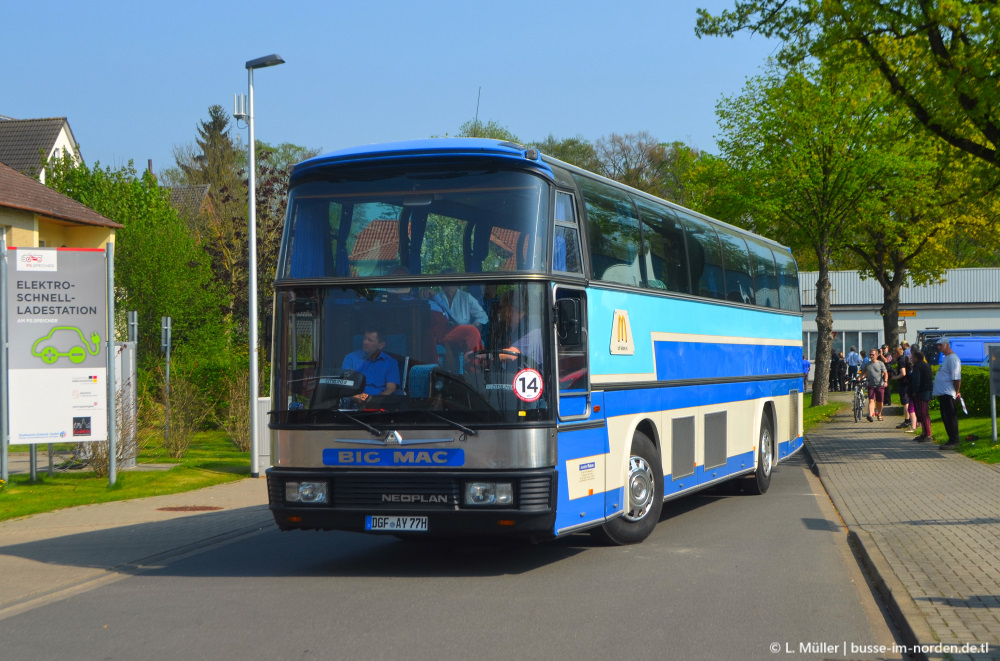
[{"x1": 556, "y1": 298, "x2": 582, "y2": 346}]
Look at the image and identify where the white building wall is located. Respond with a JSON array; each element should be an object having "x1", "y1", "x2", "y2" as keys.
[{"x1": 798, "y1": 268, "x2": 1000, "y2": 365}]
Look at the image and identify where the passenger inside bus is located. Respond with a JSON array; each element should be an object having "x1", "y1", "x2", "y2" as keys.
[{"x1": 488, "y1": 290, "x2": 542, "y2": 367}]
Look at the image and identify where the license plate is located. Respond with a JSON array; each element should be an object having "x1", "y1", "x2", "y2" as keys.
[{"x1": 365, "y1": 515, "x2": 428, "y2": 532}]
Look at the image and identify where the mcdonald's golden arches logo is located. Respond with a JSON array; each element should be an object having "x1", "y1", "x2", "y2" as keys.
[{"x1": 610, "y1": 309, "x2": 634, "y2": 355}]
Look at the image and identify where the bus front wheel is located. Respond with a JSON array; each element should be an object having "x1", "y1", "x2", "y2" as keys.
[
  {"x1": 745, "y1": 412, "x2": 773, "y2": 495},
  {"x1": 592, "y1": 431, "x2": 663, "y2": 545}
]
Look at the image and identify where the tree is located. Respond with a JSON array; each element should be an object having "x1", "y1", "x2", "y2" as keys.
[
  {"x1": 714, "y1": 60, "x2": 903, "y2": 405},
  {"x1": 165, "y1": 107, "x2": 316, "y2": 353},
  {"x1": 696, "y1": 1, "x2": 1000, "y2": 169},
  {"x1": 532, "y1": 134, "x2": 602, "y2": 171},
  {"x1": 457, "y1": 118, "x2": 521, "y2": 142},
  {"x1": 593, "y1": 131, "x2": 666, "y2": 194},
  {"x1": 841, "y1": 134, "x2": 999, "y2": 348},
  {"x1": 43, "y1": 155, "x2": 224, "y2": 364}
]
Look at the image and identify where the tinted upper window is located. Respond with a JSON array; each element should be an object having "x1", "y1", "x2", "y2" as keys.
[
  {"x1": 553, "y1": 190, "x2": 582, "y2": 274},
  {"x1": 634, "y1": 197, "x2": 690, "y2": 294},
  {"x1": 676, "y1": 210, "x2": 726, "y2": 300},
  {"x1": 746, "y1": 238, "x2": 779, "y2": 308},
  {"x1": 280, "y1": 169, "x2": 548, "y2": 278},
  {"x1": 716, "y1": 230, "x2": 755, "y2": 305},
  {"x1": 773, "y1": 248, "x2": 801, "y2": 312},
  {"x1": 574, "y1": 175, "x2": 641, "y2": 286}
]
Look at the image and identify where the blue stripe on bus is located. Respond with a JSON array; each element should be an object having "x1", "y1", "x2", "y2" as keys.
[
  {"x1": 654, "y1": 341, "x2": 802, "y2": 380},
  {"x1": 554, "y1": 491, "x2": 608, "y2": 535},
  {"x1": 779, "y1": 436, "x2": 804, "y2": 459},
  {"x1": 600, "y1": 378, "x2": 802, "y2": 419},
  {"x1": 586, "y1": 288, "x2": 801, "y2": 376},
  {"x1": 665, "y1": 450, "x2": 756, "y2": 493}
]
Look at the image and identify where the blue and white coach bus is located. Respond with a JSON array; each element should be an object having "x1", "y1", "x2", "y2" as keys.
[{"x1": 266, "y1": 138, "x2": 803, "y2": 544}]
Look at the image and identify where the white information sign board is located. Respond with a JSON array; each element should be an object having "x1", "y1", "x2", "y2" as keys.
[{"x1": 6, "y1": 248, "x2": 108, "y2": 444}]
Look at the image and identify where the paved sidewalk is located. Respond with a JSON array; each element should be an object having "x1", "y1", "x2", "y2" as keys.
[
  {"x1": 805, "y1": 395, "x2": 1000, "y2": 661},
  {"x1": 0, "y1": 477, "x2": 271, "y2": 618}
]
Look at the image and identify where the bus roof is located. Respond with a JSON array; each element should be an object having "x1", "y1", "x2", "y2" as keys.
[
  {"x1": 292, "y1": 138, "x2": 552, "y2": 180},
  {"x1": 290, "y1": 138, "x2": 792, "y2": 256}
]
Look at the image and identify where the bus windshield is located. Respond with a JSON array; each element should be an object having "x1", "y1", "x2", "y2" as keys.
[
  {"x1": 273, "y1": 281, "x2": 552, "y2": 427},
  {"x1": 280, "y1": 168, "x2": 549, "y2": 278}
]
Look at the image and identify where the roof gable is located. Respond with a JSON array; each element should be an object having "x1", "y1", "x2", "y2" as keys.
[
  {"x1": 0, "y1": 162, "x2": 122, "y2": 229},
  {"x1": 169, "y1": 184, "x2": 212, "y2": 219},
  {"x1": 0, "y1": 117, "x2": 75, "y2": 177}
]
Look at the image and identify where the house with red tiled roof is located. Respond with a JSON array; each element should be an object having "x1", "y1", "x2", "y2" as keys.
[
  {"x1": 350, "y1": 220, "x2": 520, "y2": 273},
  {"x1": 0, "y1": 162, "x2": 120, "y2": 248},
  {"x1": 0, "y1": 116, "x2": 82, "y2": 184}
]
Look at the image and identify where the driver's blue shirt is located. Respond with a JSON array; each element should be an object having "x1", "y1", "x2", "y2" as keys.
[{"x1": 341, "y1": 350, "x2": 400, "y2": 395}]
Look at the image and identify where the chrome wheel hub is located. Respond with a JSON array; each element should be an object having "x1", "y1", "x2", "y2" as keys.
[{"x1": 624, "y1": 456, "x2": 655, "y2": 522}]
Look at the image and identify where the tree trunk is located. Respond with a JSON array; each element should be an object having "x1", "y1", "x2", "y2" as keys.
[
  {"x1": 879, "y1": 271, "x2": 906, "y2": 349},
  {"x1": 810, "y1": 256, "x2": 835, "y2": 406}
]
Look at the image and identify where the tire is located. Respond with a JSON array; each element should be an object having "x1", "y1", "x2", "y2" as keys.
[
  {"x1": 853, "y1": 388, "x2": 865, "y2": 423},
  {"x1": 744, "y1": 413, "x2": 773, "y2": 495},
  {"x1": 591, "y1": 431, "x2": 664, "y2": 545}
]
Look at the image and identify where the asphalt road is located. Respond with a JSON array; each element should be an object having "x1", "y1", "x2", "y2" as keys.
[{"x1": 0, "y1": 454, "x2": 901, "y2": 661}]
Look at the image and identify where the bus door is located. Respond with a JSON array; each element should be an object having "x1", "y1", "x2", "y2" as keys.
[{"x1": 553, "y1": 286, "x2": 606, "y2": 534}]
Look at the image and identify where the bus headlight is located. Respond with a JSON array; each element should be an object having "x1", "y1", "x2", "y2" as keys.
[
  {"x1": 285, "y1": 481, "x2": 329, "y2": 504},
  {"x1": 464, "y1": 482, "x2": 513, "y2": 506}
]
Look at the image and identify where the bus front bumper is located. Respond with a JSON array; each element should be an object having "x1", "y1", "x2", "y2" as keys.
[{"x1": 266, "y1": 468, "x2": 558, "y2": 538}]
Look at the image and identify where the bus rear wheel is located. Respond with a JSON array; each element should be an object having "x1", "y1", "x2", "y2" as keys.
[
  {"x1": 592, "y1": 431, "x2": 663, "y2": 545},
  {"x1": 744, "y1": 412, "x2": 773, "y2": 495}
]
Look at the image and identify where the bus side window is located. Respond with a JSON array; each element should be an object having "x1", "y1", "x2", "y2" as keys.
[
  {"x1": 773, "y1": 248, "x2": 801, "y2": 312},
  {"x1": 746, "y1": 238, "x2": 779, "y2": 308},
  {"x1": 676, "y1": 211, "x2": 726, "y2": 300},
  {"x1": 716, "y1": 230, "x2": 756, "y2": 305},
  {"x1": 635, "y1": 198, "x2": 691, "y2": 294},
  {"x1": 573, "y1": 176, "x2": 641, "y2": 286},
  {"x1": 553, "y1": 191, "x2": 582, "y2": 274}
]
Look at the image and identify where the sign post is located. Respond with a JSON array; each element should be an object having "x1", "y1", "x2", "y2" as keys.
[
  {"x1": 161, "y1": 316, "x2": 172, "y2": 447},
  {"x1": 0, "y1": 239, "x2": 8, "y2": 482},
  {"x1": 106, "y1": 243, "x2": 116, "y2": 486},
  {"x1": 989, "y1": 345, "x2": 1000, "y2": 444}
]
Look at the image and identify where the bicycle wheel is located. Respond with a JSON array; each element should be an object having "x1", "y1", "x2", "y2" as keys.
[{"x1": 853, "y1": 387, "x2": 864, "y2": 422}]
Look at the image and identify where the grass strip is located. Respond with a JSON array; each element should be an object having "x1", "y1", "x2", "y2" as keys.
[{"x1": 0, "y1": 431, "x2": 249, "y2": 522}]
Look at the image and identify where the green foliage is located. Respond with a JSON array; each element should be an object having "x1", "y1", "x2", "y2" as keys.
[
  {"x1": 158, "y1": 359, "x2": 215, "y2": 459},
  {"x1": 696, "y1": 1, "x2": 1000, "y2": 169},
  {"x1": 255, "y1": 140, "x2": 321, "y2": 174},
  {"x1": 712, "y1": 58, "x2": 902, "y2": 405},
  {"x1": 532, "y1": 134, "x2": 602, "y2": 171},
  {"x1": 43, "y1": 155, "x2": 225, "y2": 364},
  {"x1": 928, "y1": 365, "x2": 993, "y2": 416},
  {"x1": 457, "y1": 118, "x2": 521, "y2": 142}
]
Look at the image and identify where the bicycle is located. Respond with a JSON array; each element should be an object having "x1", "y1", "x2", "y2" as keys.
[{"x1": 852, "y1": 377, "x2": 867, "y2": 422}]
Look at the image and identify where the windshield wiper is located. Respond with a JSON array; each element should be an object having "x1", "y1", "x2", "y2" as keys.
[
  {"x1": 329, "y1": 409, "x2": 383, "y2": 437},
  {"x1": 417, "y1": 409, "x2": 479, "y2": 437}
]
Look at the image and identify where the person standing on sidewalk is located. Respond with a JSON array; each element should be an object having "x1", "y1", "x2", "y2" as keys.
[
  {"x1": 864, "y1": 348, "x2": 889, "y2": 422},
  {"x1": 909, "y1": 348, "x2": 934, "y2": 442},
  {"x1": 890, "y1": 346, "x2": 913, "y2": 430},
  {"x1": 846, "y1": 345, "x2": 861, "y2": 388},
  {"x1": 802, "y1": 356, "x2": 811, "y2": 392},
  {"x1": 932, "y1": 338, "x2": 962, "y2": 448}
]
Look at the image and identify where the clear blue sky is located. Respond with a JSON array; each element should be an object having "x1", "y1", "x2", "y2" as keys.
[{"x1": 2, "y1": 0, "x2": 777, "y2": 177}]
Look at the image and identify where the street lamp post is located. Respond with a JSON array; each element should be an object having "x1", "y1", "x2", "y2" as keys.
[{"x1": 245, "y1": 54, "x2": 284, "y2": 478}]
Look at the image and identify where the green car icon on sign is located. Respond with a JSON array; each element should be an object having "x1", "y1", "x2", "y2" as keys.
[{"x1": 32, "y1": 327, "x2": 101, "y2": 364}]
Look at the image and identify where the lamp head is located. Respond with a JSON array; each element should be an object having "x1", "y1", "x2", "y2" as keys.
[{"x1": 246, "y1": 54, "x2": 285, "y2": 70}]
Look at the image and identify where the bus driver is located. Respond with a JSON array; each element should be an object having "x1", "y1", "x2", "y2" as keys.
[{"x1": 341, "y1": 328, "x2": 400, "y2": 402}]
